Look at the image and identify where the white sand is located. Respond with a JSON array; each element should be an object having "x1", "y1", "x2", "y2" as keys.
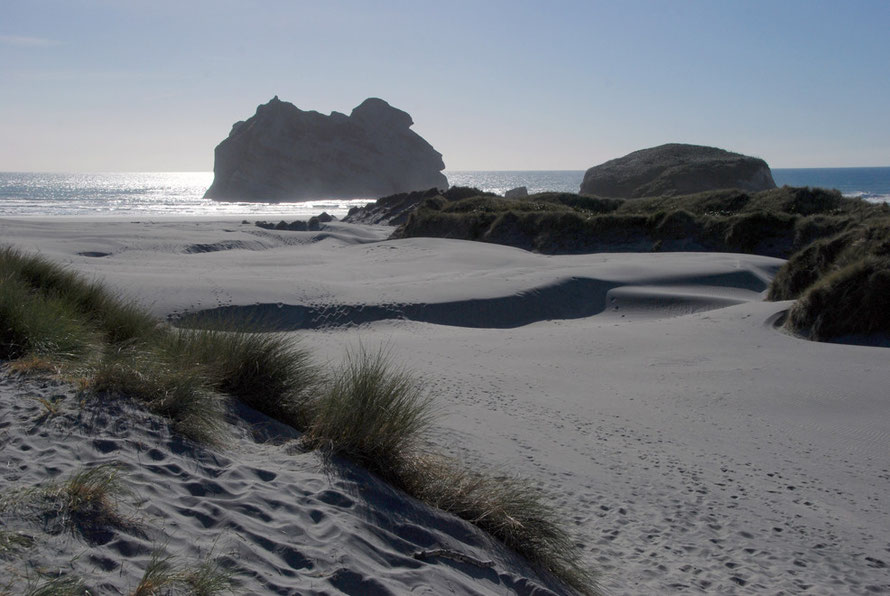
[{"x1": 2, "y1": 216, "x2": 889, "y2": 594}]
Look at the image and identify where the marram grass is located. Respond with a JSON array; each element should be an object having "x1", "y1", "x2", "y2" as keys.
[
  {"x1": 89, "y1": 347, "x2": 227, "y2": 444},
  {"x1": 399, "y1": 455, "x2": 598, "y2": 595},
  {"x1": 303, "y1": 345, "x2": 435, "y2": 479},
  {"x1": 0, "y1": 464, "x2": 133, "y2": 543},
  {"x1": 158, "y1": 326, "x2": 319, "y2": 427}
]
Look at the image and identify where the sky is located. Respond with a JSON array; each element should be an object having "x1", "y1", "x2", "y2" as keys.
[{"x1": 2, "y1": 0, "x2": 889, "y2": 172}]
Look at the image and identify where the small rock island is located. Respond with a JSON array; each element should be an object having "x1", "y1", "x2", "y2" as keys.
[
  {"x1": 580, "y1": 143, "x2": 776, "y2": 198},
  {"x1": 205, "y1": 97, "x2": 448, "y2": 201}
]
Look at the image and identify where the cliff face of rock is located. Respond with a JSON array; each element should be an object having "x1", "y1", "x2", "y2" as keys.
[
  {"x1": 580, "y1": 143, "x2": 776, "y2": 198},
  {"x1": 205, "y1": 97, "x2": 448, "y2": 201}
]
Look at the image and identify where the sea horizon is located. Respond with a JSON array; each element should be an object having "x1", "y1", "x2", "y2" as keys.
[
  {"x1": 3, "y1": 165, "x2": 890, "y2": 174},
  {"x1": 1, "y1": 167, "x2": 888, "y2": 218}
]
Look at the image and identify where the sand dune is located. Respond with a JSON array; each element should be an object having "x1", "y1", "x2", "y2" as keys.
[
  {"x1": 2, "y1": 216, "x2": 889, "y2": 594},
  {"x1": 0, "y1": 374, "x2": 567, "y2": 594}
]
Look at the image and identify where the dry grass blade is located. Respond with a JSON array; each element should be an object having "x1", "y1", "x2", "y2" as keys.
[
  {"x1": 0, "y1": 528, "x2": 34, "y2": 556},
  {"x1": 32, "y1": 395, "x2": 64, "y2": 421}
]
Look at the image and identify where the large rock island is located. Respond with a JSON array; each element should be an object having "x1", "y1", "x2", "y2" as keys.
[
  {"x1": 205, "y1": 97, "x2": 448, "y2": 201},
  {"x1": 580, "y1": 143, "x2": 776, "y2": 198}
]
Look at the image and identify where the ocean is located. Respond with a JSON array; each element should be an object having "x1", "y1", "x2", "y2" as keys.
[{"x1": 0, "y1": 168, "x2": 888, "y2": 219}]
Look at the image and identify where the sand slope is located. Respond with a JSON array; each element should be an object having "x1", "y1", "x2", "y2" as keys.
[
  {"x1": 2, "y1": 216, "x2": 889, "y2": 594},
  {"x1": 0, "y1": 373, "x2": 568, "y2": 595}
]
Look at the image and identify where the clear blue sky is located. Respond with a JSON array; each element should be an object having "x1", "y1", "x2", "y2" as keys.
[{"x1": 2, "y1": 0, "x2": 888, "y2": 171}]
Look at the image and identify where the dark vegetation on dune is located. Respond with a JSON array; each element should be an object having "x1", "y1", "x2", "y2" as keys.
[
  {"x1": 0, "y1": 248, "x2": 597, "y2": 595},
  {"x1": 769, "y1": 220, "x2": 890, "y2": 341},
  {"x1": 383, "y1": 186, "x2": 890, "y2": 342}
]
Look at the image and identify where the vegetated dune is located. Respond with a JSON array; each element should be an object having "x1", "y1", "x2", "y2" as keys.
[
  {"x1": 0, "y1": 373, "x2": 572, "y2": 595},
  {"x1": 391, "y1": 186, "x2": 872, "y2": 257},
  {"x1": 768, "y1": 219, "x2": 890, "y2": 342},
  {"x1": 0, "y1": 243, "x2": 595, "y2": 594},
  {"x1": 386, "y1": 185, "x2": 890, "y2": 342},
  {"x1": 2, "y1": 215, "x2": 889, "y2": 594}
]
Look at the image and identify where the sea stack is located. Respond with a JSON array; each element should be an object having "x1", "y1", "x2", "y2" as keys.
[
  {"x1": 205, "y1": 97, "x2": 448, "y2": 201},
  {"x1": 580, "y1": 143, "x2": 777, "y2": 198}
]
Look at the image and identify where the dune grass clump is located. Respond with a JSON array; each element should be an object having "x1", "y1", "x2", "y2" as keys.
[
  {"x1": 0, "y1": 246, "x2": 319, "y2": 443},
  {"x1": 785, "y1": 256, "x2": 890, "y2": 341},
  {"x1": 158, "y1": 327, "x2": 318, "y2": 427},
  {"x1": 768, "y1": 231, "x2": 855, "y2": 301},
  {"x1": 721, "y1": 210, "x2": 796, "y2": 254},
  {"x1": 129, "y1": 547, "x2": 234, "y2": 596},
  {"x1": 0, "y1": 248, "x2": 157, "y2": 347},
  {"x1": 769, "y1": 219, "x2": 890, "y2": 300},
  {"x1": 395, "y1": 185, "x2": 883, "y2": 258},
  {"x1": 1, "y1": 464, "x2": 132, "y2": 544},
  {"x1": 43, "y1": 464, "x2": 132, "y2": 540},
  {"x1": 179, "y1": 554, "x2": 236, "y2": 596},
  {"x1": 304, "y1": 346, "x2": 434, "y2": 479},
  {"x1": 131, "y1": 549, "x2": 179, "y2": 596},
  {"x1": 0, "y1": 274, "x2": 97, "y2": 361},
  {"x1": 90, "y1": 348, "x2": 226, "y2": 444},
  {"x1": 401, "y1": 455, "x2": 597, "y2": 595},
  {"x1": 0, "y1": 528, "x2": 34, "y2": 557},
  {"x1": 767, "y1": 218, "x2": 890, "y2": 341}
]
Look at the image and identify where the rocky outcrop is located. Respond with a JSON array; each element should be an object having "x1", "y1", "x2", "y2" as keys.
[
  {"x1": 343, "y1": 186, "x2": 496, "y2": 226},
  {"x1": 205, "y1": 97, "x2": 448, "y2": 201},
  {"x1": 580, "y1": 143, "x2": 776, "y2": 198},
  {"x1": 342, "y1": 188, "x2": 441, "y2": 226},
  {"x1": 505, "y1": 186, "x2": 528, "y2": 198},
  {"x1": 254, "y1": 212, "x2": 335, "y2": 232}
]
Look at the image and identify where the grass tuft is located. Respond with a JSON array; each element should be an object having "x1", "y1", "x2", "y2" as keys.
[
  {"x1": 301, "y1": 346, "x2": 596, "y2": 593},
  {"x1": 129, "y1": 547, "x2": 234, "y2": 596},
  {"x1": 90, "y1": 347, "x2": 226, "y2": 444},
  {"x1": 1, "y1": 463, "x2": 133, "y2": 545},
  {"x1": 1, "y1": 248, "x2": 157, "y2": 345},
  {"x1": 303, "y1": 345, "x2": 434, "y2": 480},
  {"x1": 24, "y1": 575, "x2": 87, "y2": 596},
  {"x1": 132, "y1": 548, "x2": 179, "y2": 596},
  {"x1": 400, "y1": 455, "x2": 598, "y2": 594},
  {"x1": 0, "y1": 273, "x2": 97, "y2": 361},
  {"x1": 47, "y1": 464, "x2": 132, "y2": 541},
  {"x1": 6, "y1": 355, "x2": 64, "y2": 377},
  {"x1": 179, "y1": 554, "x2": 235, "y2": 596},
  {"x1": 158, "y1": 327, "x2": 318, "y2": 427}
]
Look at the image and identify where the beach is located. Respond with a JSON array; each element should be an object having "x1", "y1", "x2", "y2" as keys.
[{"x1": 2, "y1": 216, "x2": 889, "y2": 594}]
